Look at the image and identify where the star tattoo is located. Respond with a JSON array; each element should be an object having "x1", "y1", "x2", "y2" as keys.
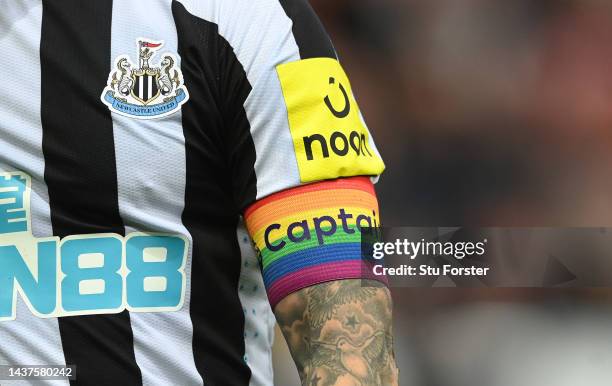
[{"x1": 345, "y1": 314, "x2": 359, "y2": 330}]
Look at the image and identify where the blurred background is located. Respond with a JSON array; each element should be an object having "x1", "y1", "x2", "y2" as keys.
[{"x1": 273, "y1": 1, "x2": 612, "y2": 385}]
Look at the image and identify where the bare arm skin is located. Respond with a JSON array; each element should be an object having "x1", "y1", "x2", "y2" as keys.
[{"x1": 275, "y1": 279, "x2": 399, "y2": 386}]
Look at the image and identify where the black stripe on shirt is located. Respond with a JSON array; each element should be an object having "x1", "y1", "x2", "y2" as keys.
[
  {"x1": 279, "y1": 0, "x2": 337, "y2": 59},
  {"x1": 40, "y1": 1, "x2": 142, "y2": 385},
  {"x1": 173, "y1": 1, "x2": 255, "y2": 385}
]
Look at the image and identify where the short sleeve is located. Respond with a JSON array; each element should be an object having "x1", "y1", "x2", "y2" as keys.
[
  {"x1": 172, "y1": 0, "x2": 389, "y2": 307},
  {"x1": 178, "y1": 0, "x2": 384, "y2": 212},
  {"x1": 254, "y1": 0, "x2": 386, "y2": 200}
]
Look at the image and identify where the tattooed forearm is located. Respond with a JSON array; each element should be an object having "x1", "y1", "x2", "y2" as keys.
[{"x1": 275, "y1": 280, "x2": 399, "y2": 386}]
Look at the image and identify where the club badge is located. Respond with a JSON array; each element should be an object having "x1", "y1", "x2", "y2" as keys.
[{"x1": 101, "y1": 39, "x2": 189, "y2": 120}]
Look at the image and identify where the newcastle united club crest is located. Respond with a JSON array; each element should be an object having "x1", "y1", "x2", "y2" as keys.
[{"x1": 101, "y1": 39, "x2": 189, "y2": 119}]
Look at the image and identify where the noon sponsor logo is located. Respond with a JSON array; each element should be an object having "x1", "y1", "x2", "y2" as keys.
[
  {"x1": 303, "y1": 130, "x2": 374, "y2": 161},
  {"x1": 276, "y1": 58, "x2": 385, "y2": 182}
]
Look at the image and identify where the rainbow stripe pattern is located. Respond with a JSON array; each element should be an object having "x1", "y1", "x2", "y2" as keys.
[{"x1": 245, "y1": 176, "x2": 386, "y2": 308}]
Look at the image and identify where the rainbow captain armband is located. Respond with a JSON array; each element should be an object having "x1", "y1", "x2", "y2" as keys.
[{"x1": 244, "y1": 176, "x2": 386, "y2": 308}]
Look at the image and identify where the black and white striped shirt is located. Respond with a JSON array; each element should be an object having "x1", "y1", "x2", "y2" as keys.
[{"x1": 0, "y1": 1, "x2": 383, "y2": 385}]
